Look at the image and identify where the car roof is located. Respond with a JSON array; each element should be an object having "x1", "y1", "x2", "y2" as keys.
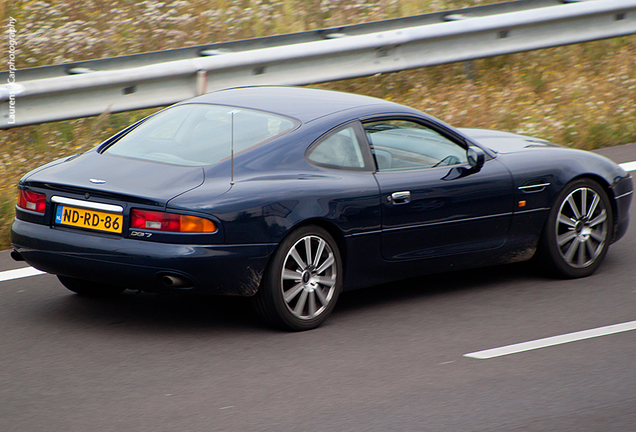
[{"x1": 181, "y1": 86, "x2": 399, "y2": 123}]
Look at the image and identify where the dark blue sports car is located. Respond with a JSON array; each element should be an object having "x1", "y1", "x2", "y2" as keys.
[{"x1": 11, "y1": 87, "x2": 633, "y2": 330}]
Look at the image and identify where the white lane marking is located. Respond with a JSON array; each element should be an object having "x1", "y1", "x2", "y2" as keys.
[
  {"x1": 464, "y1": 320, "x2": 636, "y2": 360},
  {"x1": 0, "y1": 267, "x2": 46, "y2": 282},
  {"x1": 619, "y1": 161, "x2": 636, "y2": 172}
]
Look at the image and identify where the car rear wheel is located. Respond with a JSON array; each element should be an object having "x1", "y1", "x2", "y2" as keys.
[
  {"x1": 253, "y1": 226, "x2": 343, "y2": 331},
  {"x1": 538, "y1": 178, "x2": 613, "y2": 278},
  {"x1": 57, "y1": 275, "x2": 126, "y2": 297}
]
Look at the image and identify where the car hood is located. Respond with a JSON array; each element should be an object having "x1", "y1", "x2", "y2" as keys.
[
  {"x1": 22, "y1": 150, "x2": 207, "y2": 205},
  {"x1": 458, "y1": 128, "x2": 559, "y2": 154}
]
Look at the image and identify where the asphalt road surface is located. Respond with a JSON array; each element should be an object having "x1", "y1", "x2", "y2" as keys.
[{"x1": 1, "y1": 145, "x2": 635, "y2": 432}]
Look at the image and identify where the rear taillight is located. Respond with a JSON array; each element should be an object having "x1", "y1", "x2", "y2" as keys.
[
  {"x1": 17, "y1": 189, "x2": 46, "y2": 214},
  {"x1": 130, "y1": 209, "x2": 216, "y2": 233}
]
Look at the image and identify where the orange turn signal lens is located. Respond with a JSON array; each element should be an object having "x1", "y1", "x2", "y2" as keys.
[{"x1": 179, "y1": 214, "x2": 217, "y2": 233}]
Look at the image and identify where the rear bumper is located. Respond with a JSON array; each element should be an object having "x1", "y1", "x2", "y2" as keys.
[{"x1": 11, "y1": 218, "x2": 277, "y2": 296}]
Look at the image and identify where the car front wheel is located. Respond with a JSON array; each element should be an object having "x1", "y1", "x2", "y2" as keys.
[
  {"x1": 253, "y1": 226, "x2": 343, "y2": 331},
  {"x1": 538, "y1": 178, "x2": 613, "y2": 278}
]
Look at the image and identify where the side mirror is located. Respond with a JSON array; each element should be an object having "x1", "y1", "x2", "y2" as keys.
[{"x1": 467, "y1": 147, "x2": 485, "y2": 172}]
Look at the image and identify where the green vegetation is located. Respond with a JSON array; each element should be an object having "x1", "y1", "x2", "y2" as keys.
[{"x1": 1, "y1": 0, "x2": 635, "y2": 248}]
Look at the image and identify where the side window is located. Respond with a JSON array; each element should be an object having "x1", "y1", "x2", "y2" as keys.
[
  {"x1": 307, "y1": 126, "x2": 366, "y2": 170},
  {"x1": 364, "y1": 120, "x2": 467, "y2": 171}
]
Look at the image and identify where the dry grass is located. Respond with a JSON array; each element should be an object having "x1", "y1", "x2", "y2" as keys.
[{"x1": 1, "y1": 0, "x2": 635, "y2": 248}]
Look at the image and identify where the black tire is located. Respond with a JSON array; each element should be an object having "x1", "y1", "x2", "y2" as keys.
[
  {"x1": 252, "y1": 226, "x2": 343, "y2": 331},
  {"x1": 537, "y1": 178, "x2": 613, "y2": 278},
  {"x1": 57, "y1": 275, "x2": 126, "y2": 297}
]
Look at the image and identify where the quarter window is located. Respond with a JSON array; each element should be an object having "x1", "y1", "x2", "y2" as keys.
[
  {"x1": 364, "y1": 120, "x2": 467, "y2": 171},
  {"x1": 307, "y1": 126, "x2": 366, "y2": 170}
]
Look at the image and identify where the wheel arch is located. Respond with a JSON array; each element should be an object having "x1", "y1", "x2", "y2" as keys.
[
  {"x1": 566, "y1": 173, "x2": 618, "y2": 241},
  {"x1": 289, "y1": 218, "x2": 348, "y2": 270},
  {"x1": 261, "y1": 218, "x2": 348, "y2": 285}
]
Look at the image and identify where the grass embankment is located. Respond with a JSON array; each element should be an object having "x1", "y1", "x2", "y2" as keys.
[{"x1": 1, "y1": 0, "x2": 635, "y2": 249}]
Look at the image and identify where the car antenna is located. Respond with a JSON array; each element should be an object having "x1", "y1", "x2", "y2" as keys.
[{"x1": 229, "y1": 110, "x2": 240, "y2": 186}]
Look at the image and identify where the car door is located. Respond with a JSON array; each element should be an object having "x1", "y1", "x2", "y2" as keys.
[{"x1": 363, "y1": 118, "x2": 515, "y2": 261}]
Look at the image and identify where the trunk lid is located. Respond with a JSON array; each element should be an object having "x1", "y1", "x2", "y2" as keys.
[{"x1": 22, "y1": 150, "x2": 207, "y2": 206}]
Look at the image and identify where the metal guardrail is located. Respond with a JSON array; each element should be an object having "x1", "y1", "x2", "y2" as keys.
[{"x1": 1, "y1": 0, "x2": 635, "y2": 129}]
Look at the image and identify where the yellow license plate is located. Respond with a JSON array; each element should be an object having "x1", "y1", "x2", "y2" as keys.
[{"x1": 55, "y1": 205, "x2": 123, "y2": 233}]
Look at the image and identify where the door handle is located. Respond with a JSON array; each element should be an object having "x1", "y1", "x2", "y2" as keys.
[{"x1": 389, "y1": 191, "x2": 411, "y2": 205}]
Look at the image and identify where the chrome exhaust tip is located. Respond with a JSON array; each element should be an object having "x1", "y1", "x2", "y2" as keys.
[{"x1": 160, "y1": 274, "x2": 193, "y2": 288}]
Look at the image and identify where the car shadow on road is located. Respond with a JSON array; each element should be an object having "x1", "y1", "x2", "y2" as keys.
[
  {"x1": 34, "y1": 287, "x2": 263, "y2": 334},
  {"x1": 334, "y1": 259, "x2": 549, "y2": 315},
  {"x1": 31, "y1": 259, "x2": 548, "y2": 334}
]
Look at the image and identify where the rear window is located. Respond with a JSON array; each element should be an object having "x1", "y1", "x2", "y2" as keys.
[{"x1": 104, "y1": 104, "x2": 297, "y2": 166}]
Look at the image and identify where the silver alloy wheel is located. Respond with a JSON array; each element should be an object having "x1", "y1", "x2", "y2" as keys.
[
  {"x1": 555, "y1": 186, "x2": 608, "y2": 268},
  {"x1": 280, "y1": 235, "x2": 338, "y2": 320}
]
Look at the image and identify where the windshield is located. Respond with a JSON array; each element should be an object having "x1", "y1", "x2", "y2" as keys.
[{"x1": 105, "y1": 104, "x2": 297, "y2": 166}]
